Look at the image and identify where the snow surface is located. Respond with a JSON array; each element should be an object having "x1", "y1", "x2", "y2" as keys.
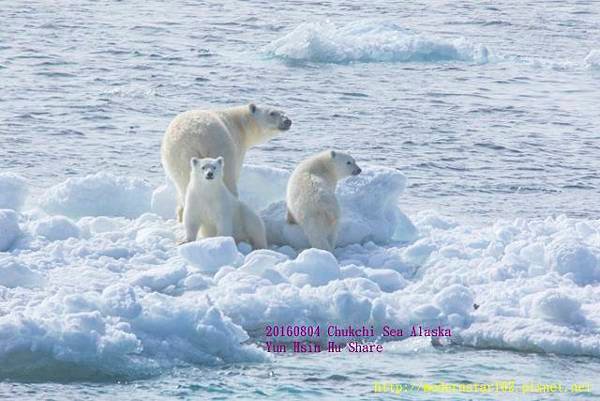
[
  {"x1": 0, "y1": 210, "x2": 21, "y2": 252},
  {"x1": 0, "y1": 173, "x2": 28, "y2": 211},
  {"x1": 41, "y1": 172, "x2": 153, "y2": 218},
  {"x1": 1, "y1": 166, "x2": 599, "y2": 379}
]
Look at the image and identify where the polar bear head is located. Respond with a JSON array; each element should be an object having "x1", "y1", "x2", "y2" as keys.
[
  {"x1": 243, "y1": 103, "x2": 292, "y2": 147},
  {"x1": 329, "y1": 150, "x2": 361, "y2": 179},
  {"x1": 190, "y1": 156, "x2": 224, "y2": 183},
  {"x1": 249, "y1": 103, "x2": 292, "y2": 132}
]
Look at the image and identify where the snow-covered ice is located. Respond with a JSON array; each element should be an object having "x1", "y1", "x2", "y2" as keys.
[
  {"x1": 41, "y1": 173, "x2": 153, "y2": 219},
  {"x1": 0, "y1": 210, "x2": 21, "y2": 252},
  {"x1": 1, "y1": 165, "x2": 599, "y2": 379},
  {"x1": 32, "y1": 216, "x2": 81, "y2": 241},
  {"x1": 0, "y1": 173, "x2": 28, "y2": 211}
]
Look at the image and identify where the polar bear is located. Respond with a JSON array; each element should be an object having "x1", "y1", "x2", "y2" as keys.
[
  {"x1": 161, "y1": 103, "x2": 292, "y2": 221},
  {"x1": 182, "y1": 156, "x2": 267, "y2": 249},
  {"x1": 286, "y1": 150, "x2": 361, "y2": 252}
]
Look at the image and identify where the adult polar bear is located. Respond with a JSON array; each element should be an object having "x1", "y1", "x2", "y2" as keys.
[{"x1": 161, "y1": 103, "x2": 292, "y2": 221}]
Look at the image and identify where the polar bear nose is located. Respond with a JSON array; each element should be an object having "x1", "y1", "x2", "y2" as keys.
[
  {"x1": 352, "y1": 167, "x2": 362, "y2": 176},
  {"x1": 280, "y1": 117, "x2": 292, "y2": 130},
  {"x1": 206, "y1": 171, "x2": 214, "y2": 179}
]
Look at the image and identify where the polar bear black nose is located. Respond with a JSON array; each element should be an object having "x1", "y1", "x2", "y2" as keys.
[
  {"x1": 352, "y1": 167, "x2": 362, "y2": 176},
  {"x1": 206, "y1": 171, "x2": 214, "y2": 179},
  {"x1": 280, "y1": 117, "x2": 292, "y2": 130}
]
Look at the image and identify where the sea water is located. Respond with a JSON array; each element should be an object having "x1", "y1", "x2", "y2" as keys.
[{"x1": 1, "y1": 0, "x2": 600, "y2": 399}]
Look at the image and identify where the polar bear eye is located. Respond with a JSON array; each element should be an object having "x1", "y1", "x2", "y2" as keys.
[
  {"x1": 346, "y1": 161, "x2": 352, "y2": 165},
  {"x1": 269, "y1": 111, "x2": 276, "y2": 117}
]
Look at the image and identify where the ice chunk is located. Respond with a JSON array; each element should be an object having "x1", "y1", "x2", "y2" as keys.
[
  {"x1": 266, "y1": 21, "x2": 491, "y2": 64},
  {"x1": 336, "y1": 167, "x2": 417, "y2": 243},
  {"x1": 40, "y1": 173, "x2": 153, "y2": 218},
  {"x1": 363, "y1": 267, "x2": 408, "y2": 292},
  {"x1": 32, "y1": 216, "x2": 81, "y2": 241},
  {"x1": 526, "y1": 290, "x2": 585, "y2": 325},
  {"x1": 0, "y1": 257, "x2": 43, "y2": 288},
  {"x1": 150, "y1": 178, "x2": 177, "y2": 219},
  {"x1": 433, "y1": 284, "x2": 474, "y2": 316},
  {"x1": 0, "y1": 173, "x2": 28, "y2": 211},
  {"x1": 277, "y1": 249, "x2": 340, "y2": 286},
  {"x1": 548, "y1": 240, "x2": 598, "y2": 285},
  {"x1": 239, "y1": 249, "x2": 289, "y2": 280},
  {"x1": 0, "y1": 210, "x2": 21, "y2": 252},
  {"x1": 182, "y1": 273, "x2": 211, "y2": 290},
  {"x1": 129, "y1": 264, "x2": 188, "y2": 292},
  {"x1": 101, "y1": 283, "x2": 142, "y2": 319},
  {"x1": 178, "y1": 237, "x2": 243, "y2": 272},
  {"x1": 238, "y1": 165, "x2": 289, "y2": 211}
]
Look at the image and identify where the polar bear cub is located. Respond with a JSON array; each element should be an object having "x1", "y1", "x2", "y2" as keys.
[
  {"x1": 161, "y1": 104, "x2": 292, "y2": 222},
  {"x1": 183, "y1": 156, "x2": 267, "y2": 248},
  {"x1": 286, "y1": 150, "x2": 361, "y2": 252}
]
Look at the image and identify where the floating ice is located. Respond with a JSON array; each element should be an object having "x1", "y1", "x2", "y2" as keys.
[
  {"x1": 1, "y1": 166, "x2": 600, "y2": 380},
  {"x1": 266, "y1": 21, "x2": 491, "y2": 64},
  {"x1": 0, "y1": 173, "x2": 28, "y2": 211},
  {"x1": 40, "y1": 172, "x2": 153, "y2": 218}
]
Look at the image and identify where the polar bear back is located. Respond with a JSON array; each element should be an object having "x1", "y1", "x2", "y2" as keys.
[{"x1": 161, "y1": 109, "x2": 244, "y2": 198}]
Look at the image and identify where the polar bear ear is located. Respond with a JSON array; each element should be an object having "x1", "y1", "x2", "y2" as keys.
[
  {"x1": 191, "y1": 157, "x2": 199, "y2": 167},
  {"x1": 216, "y1": 156, "x2": 224, "y2": 166},
  {"x1": 330, "y1": 150, "x2": 336, "y2": 158},
  {"x1": 249, "y1": 103, "x2": 257, "y2": 114}
]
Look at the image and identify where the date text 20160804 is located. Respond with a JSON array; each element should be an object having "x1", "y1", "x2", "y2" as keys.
[{"x1": 262, "y1": 324, "x2": 452, "y2": 354}]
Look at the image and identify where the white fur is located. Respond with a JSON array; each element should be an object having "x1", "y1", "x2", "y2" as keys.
[
  {"x1": 183, "y1": 157, "x2": 267, "y2": 249},
  {"x1": 286, "y1": 150, "x2": 361, "y2": 252},
  {"x1": 161, "y1": 104, "x2": 291, "y2": 221}
]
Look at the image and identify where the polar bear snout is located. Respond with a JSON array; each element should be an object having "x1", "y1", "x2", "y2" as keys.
[
  {"x1": 279, "y1": 116, "x2": 292, "y2": 131},
  {"x1": 352, "y1": 167, "x2": 362, "y2": 176},
  {"x1": 205, "y1": 171, "x2": 215, "y2": 180}
]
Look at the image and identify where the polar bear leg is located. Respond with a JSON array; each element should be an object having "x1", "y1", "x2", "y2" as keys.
[
  {"x1": 302, "y1": 217, "x2": 335, "y2": 253},
  {"x1": 215, "y1": 218, "x2": 234, "y2": 238},
  {"x1": 286, "y1": 208, "x2": 297, "y2": 224},
  {"x1": 176, "y1": 191, "x2": 185, "y2": 223},
  {"x1": 199, "y1": 224, "x2": 217, "y2": 238},
  {"x1": 183, "y1": 217, "x2": 200, "y2": 243},
  {"x1": 222, "y1": 161, "x2": 239, "y2": 197},
  {"x1": 163, "y1": 150, "x2": 193, "y2": 222},
  {"x1": 239, "y1": 204, "x2": 267, "y2": 249},
  {"x1": 327, "y1": 230, "x2": 338, "y2": 251}
]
